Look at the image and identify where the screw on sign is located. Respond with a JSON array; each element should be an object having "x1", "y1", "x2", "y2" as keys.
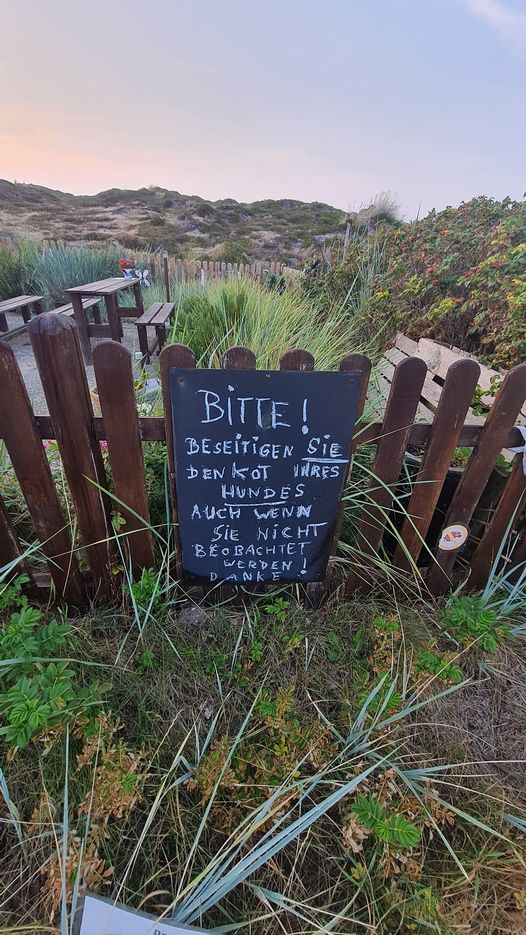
[{"x1": 438, "y1": 524, "x2": 469, "y2": 551}]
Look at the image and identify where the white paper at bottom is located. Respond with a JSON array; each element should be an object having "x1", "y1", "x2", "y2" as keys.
[{"x1": 79, "y1": 894, "x2": 207, "y2": 935}]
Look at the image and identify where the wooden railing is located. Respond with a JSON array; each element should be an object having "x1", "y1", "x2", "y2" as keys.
[{"x1": 0, "y1": 313, "x2": 525, "y2": 604}]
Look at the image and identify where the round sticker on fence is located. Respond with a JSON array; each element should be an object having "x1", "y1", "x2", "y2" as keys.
[{"x1": 438, "y1": 524, "x2": 468, "y2": 551}]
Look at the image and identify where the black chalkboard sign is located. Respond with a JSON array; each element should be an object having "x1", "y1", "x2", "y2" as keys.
[{"x1": 170, "y1": 369, "x2": 362, "y2": 584}]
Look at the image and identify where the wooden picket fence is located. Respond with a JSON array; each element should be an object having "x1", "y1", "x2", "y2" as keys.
[
  {"x1": 1, "y1": 312, "x2": 526, "y2": 605},
  {"x1": 161, "y1": 256, "x2": 300, "y2": 286}
]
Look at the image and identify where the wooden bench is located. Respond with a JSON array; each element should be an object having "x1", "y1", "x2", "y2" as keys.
[
  {"x1": 49, "y1": 296, "x2": 102, "y2": 321},
  {"x1": 371, "y1": 333, "x2": 526, "y2": 460},
  {"x1": 0, "y1": 296, "x2": 102, "y2": 343},
  {"x1": 0, "y1": 294, "x2": 44, "y2": 339},
  {"x1": 135, "y1": 302, "x2": 175, "y2": 361}
]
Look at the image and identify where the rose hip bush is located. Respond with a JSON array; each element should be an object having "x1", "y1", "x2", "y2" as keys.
[{"x1": 308, "y1": 196, "x2": 526, "y2": 368}]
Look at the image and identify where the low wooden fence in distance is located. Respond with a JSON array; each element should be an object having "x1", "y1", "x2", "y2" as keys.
[
  {"x1": 162, "y1": 256, "x2": 300, "y2": 286},
  {"x1": 0, "y1": 313, "x2": 526, "y2": 604}
]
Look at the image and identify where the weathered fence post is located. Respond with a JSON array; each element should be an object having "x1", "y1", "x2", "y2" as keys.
[
  {"x1": 345, "y1": 356, "x2": 427, "y2": 592},
  {"x1": 160, "y1": 343, "x2": 196, "y2": 578},
  {"x1": 393, "y1": 358, "x2": 480, "y2": 572},
  {"x1": 324, "y1": 353, "x2": 372, "y2": 593},
  {"x1": 0, "y1": 341, "x2": 85, "y2": 602},
  {"x1": 28, "y1": 313, "x2": 114, "y2": 599},
  {"x1": 93, "y1": 341, "x2": 155, "y2": 576},
  {"x1": 163, "y1": 250, "x2": 170, "y2": 302}
]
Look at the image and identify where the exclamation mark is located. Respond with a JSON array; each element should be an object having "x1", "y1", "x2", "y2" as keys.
[
  {"x1": 302, "y1": 399, "x2": 309, "y2": 435},
  {"x1": 300, "y1": 557, "x2": 307, "y2": 575}
]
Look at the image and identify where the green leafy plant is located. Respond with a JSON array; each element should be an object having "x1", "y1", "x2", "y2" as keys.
[
  {"x1": 126, "y1": 567, "x2": 162, "y2": 615},
  {"x1": 249, "y1": 640, "x2": 264, "y2": 663},
  {"x1": 136, "y1": 649, "x2": 156, "y2": 674},
  {"x1": 263, "y1": 597, "x2": 289, "y2": 623},
  {"x1": 442, "y1": 594, "x2": 510, "y2": 652},
  {"x1": 327, "y1": 630, "x2": 344, "y2": 663},
  {"x1": 352, "y1": 794, "x2": 420, "y2": 848},
  {"x1": 415, "y1": 649, "x2": 464, "y2": 683},
  {"x1": 0, "y1": 573, "x2": 29, "y2": 613},
  {"x1": 0, "y1": 600, "x2": 106, "y2": 748}
]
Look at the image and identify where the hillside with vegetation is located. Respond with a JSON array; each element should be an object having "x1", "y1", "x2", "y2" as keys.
[{"x1": 0, "y1": 178, "x2": 345, "y2": 265}]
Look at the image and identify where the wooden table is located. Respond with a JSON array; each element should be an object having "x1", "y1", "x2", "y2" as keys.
[
  {"x1": 0, "y1": 294, "x2": 44, "y2": 335},
  {"x1": 66, "y1": 277, "x2": 144, "y2": 363}
]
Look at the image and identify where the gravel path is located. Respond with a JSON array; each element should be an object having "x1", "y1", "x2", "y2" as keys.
[{"x1": 3, "y1": 312, "x2": 151, "y2": 414}]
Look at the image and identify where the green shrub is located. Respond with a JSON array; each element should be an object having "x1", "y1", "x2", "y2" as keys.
[
  {"x1": 306, "y1": 195, "x2": 526, "y2": 368},
  {"x1": 0, "y1": 240, "x2": 39, "y2": 299},
  {"x1": 442, "y1": 594, "x2": 510, "y2": 652},
  {"x1": 0, "y1": 576, "x2": 106, "y2": 748},
  {"x1": 32, "y1": 243, "x2": 120, "y2": 306}
]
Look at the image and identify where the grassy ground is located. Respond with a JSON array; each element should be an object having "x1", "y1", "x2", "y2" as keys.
[{"x1": 1, "y1": 577, "x2": 526, "y2": 934}]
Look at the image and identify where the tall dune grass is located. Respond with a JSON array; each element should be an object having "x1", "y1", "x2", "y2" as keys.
[
  {"x1": 167, "y1": 278, "x2": 365, "y2": 369},
  {"x1": 32, "y1": 243, "x2": 121, "y2": 306}
]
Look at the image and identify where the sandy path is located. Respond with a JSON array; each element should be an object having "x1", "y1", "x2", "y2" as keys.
[{"x1": 2, "y1": 312, "x2": 154, "y2": 414}]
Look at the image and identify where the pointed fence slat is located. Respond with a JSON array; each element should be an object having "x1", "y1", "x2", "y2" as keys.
[
  {"x1": 0, "y1": 341, "x2": 84, "y2": 601},
  {"x1": 325, "y1": 353, "x2": 372, "y2": 590},
  {"x1": 28, "y1": 313, "x2": 114, "y2": 599},
  {"x1": 93, "y1": 341, "x2": 155, "y2": 576},
  {"x1": 427, "y1": 362, "x2": 526, "y2": 595},
  {"x1": 160, "y1": 343, "x2": 196, "y2": 578},
  {"x1": 346, "y1": 356, "x2": 427, "y2": 592},
  {"x1": 393, "y1": 358, "x2": 480, "y2": 573},
  {"x1": 467, "y1": 455, "x2": 526, "y2": 591}
]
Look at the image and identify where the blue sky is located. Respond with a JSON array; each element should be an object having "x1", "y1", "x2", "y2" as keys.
[{"x1": 1, "y1": 0, "x2": 524, "y2": 216}]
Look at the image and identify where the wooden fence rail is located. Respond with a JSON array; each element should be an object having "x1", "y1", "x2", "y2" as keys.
[{"x1": 1, "y1": 313, "x2": 526, "y2": 603}]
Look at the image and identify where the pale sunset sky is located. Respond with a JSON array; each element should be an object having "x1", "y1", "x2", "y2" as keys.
[{"x1": 1, "y1": 0, "x2": 525, "y2": 217}]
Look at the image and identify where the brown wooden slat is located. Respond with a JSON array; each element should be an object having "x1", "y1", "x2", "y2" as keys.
[
  {"x1": 222, "y1": 347, "x2": 256, "y2": 370},
  {"x1": 27, "y1": 313, "x2": 114, "y2": 599},
  {"x1": 160, "y1": 343, "x2": 196, "y2": 579},
  {"x1": 325, "y1": 354, "x2": 372, "y2": 590},
  {"x1": 279, "y1": 349, "x2": 315, "y2": 371},
  {"x1": 163, "y1": 253, "x2": 171, "y2": 302},
  {"x1": 136, "y1": 302, "x2": 164, "y2": 326},
  {"x1": 150, "y1": 303, "x2": 175, "y2": 326},
  {"x1": 67, "y1": 278, "x2": 139, "y2": 295},
  {"x1": 86, "y1": 324, "x2": 112, "y2": 338},
  {"x1": 345, "y1": 356, "x2": 427, "y2": 592},
  {"x1": 93, "y1": 342, "x2": 155, "y2": 576},
  {"x1": 426, "y1": 362, "x2": 526, "y2": 595},
  {"x1": 50, "y1": 297, "x2": 100, "y2": 315},
  {"x1": 467, "y1": 455, "x2": 526, "y2": 591},
  {"x1": 393, "y1": 359, "x2": 480, "y2": 573},
  {"x1": 0, "y1": 342, "x2": 85, "y2": 602},
  {"x1": 0, "y1": 295, "x2": 44, "y2": 313},
  {"x1": 20, "y1": 416, "x2": 526, "y2": 451}
]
